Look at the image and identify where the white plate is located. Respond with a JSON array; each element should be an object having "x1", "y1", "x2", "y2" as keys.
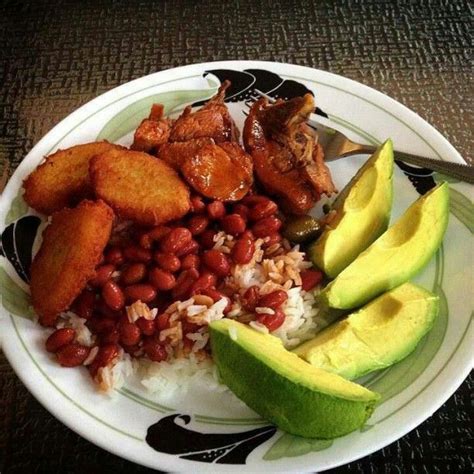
[{"x1": 0, "y1": 61, "x2": 472, "y2": 472}]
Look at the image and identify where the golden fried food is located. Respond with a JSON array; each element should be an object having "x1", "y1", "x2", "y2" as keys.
[
  {"x1": 30, "y1": 200, "x2": 114, "y2": 326},
  {"x1": 243, "y1": 95, "x2": 336, "y2": 214},
  {"x1": 131, "y1": 104, "x2": 173, "y2": 152},
  {"x1": 181, "y1": 142, "x2": 253, "y2": 201},
  {"x1": 90, "y1": 148, "x2": 190, "y2": 225},
  {"x1": 23, "y1": 141, "x2": 123, "y2": 215}
]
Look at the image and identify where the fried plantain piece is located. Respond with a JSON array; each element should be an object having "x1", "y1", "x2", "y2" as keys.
[
  {"x1": 90, "y1": 148, "x2": 190, "y2": 225},
  {"x1": 181, "y1": 142, "x2": 253, "y2": 201},
  {"x1": 30, "y1": 200, "x2": 114, "y2": 326},
  {"x1": 23, "y1": 141, "x2": 124, "y2": 215}
]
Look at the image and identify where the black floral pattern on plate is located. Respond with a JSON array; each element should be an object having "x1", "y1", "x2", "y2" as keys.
[
  {"x1": 395, "y1": 160, "x2": 436, "y2": 195},
  {"x1": 0, "y1": 215, "x2": 41, "y2": 283},
  {"x1": 146, "y1": 414, "x2": 276, "y2": 464},
  {"x1": 195, "y1": 68, "x2": 328, "y2": 117}
]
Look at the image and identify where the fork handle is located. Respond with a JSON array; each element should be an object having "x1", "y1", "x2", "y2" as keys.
[
  {"x1": 393, "y1": 151, "x2": 474, "y2": 184},
  {"x1": 353, "y1": 146, "x2": 474, "y2": 184}
]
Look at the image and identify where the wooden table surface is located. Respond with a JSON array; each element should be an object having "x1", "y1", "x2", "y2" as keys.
[{"x1": 0, "y1": 1, "x2": 472, "y2": 472}]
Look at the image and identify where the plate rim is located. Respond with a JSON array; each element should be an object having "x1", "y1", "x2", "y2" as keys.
[{"x1": 0, "y1": 60, "x2": 472, "y2": 472}]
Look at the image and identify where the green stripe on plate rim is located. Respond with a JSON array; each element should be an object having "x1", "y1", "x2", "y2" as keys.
[
  {"x1": 9, "y1": 314, "x2": 143, "y2": 441},
  {"x1": 7, "y1": 69, "x2": 470, "y2": 432}
]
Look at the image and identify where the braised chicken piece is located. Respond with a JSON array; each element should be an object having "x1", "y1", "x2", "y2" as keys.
[
  {"x1": 153, "y1": 81, "x2": 251, "y2": 201},
  {"x1": 169, "y1": 81, "x2": 239, "y2": 143},
  {"x1": 131, "y1": 104, "x2": 173, "y2": 152},
  {"x1": 243, "y1": 94, "x2": 336, "y2": 215},
  {"x1": 181, "y1": 142, "x2": 253, "y2": 201},
  {"x1": 158, "y1": 138, "x2": 214, "y2": 170}
]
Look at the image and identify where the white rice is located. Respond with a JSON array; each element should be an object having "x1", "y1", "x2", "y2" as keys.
[
  {"x1": 229, "y1": 325, "x2": 238, "y2": 341},
  {"x1": 56, "y1": 311, "x2": 95, "y2": 347},
  {"x1": 249, "y1": 321, "x2": 270, "y2": 334},
  {"x1": 95, "y1": 350, "x2": 135, "y2": 394},
  {"x1": 139, "y1": 355, "x2": 228, "y2": 398},
  {"x1": 272, "y1": 288, "x2": 319, "y2": 348},
  {"x1": 59, "y1": 230, "x2": 322, "y2": 396}
]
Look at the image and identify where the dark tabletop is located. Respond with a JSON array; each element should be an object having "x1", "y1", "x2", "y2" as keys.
[{"x1": 0, "y1": 0, "x2": 472, "y2": 472}]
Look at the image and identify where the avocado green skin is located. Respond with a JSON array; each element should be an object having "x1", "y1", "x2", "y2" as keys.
[
  {"x1": 319, "y1": 182, "x2": 449, "y2": 310},
  {"x1": 308, "y1": 139, "x2": 394, "y2": 278},
  {"x1": 210, "y1": 320, "x2": 379, "y2": 439},
  {"x1": 294, "y1": 283, "x2": 439, "y2": 380}
]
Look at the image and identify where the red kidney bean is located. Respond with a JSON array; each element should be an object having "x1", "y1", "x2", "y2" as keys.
[
  {"x1": 136, "y1": 318, "x2": 156, "y2": 336},
  {"x1": 160, "y1": 227, "x2": 192, "y2": 254},
  {"x1": 121, "y1": 263, "x2": 146, "y2": 285},
  {"x1": 256, "y1": 308, "x2": 285, "y2": 332},
  {"x1": 87, "y1": 317, "x2": 116, "y2": 335},
  {"x1": 154, "y1": 252, "x2": 181, "y2": 272},
  {"x1": 90, "y1": 264, "x2": 116, "y2": 287},
  {"x1": 155, "y1": 313, "x2": 170, "y2": 331},
  {"x1": 123, "y1": 245, "x2": 152, "y2": 263},
  {"x1": 101, "y1": 328, "x2": 120, "y2": 344},
  {"x1": 249, "y1": 199, "x2": 278, "y2": 221},
  {"x1": 123, "y1": 344, "x2": 143, "y2": 357},
  {"x1": 75, "y1": 289, "x2": 96, "y2": 320},
  {"x1": 252, "y1": 216, "x2": 282, "y2": 238},
  {"x1": 258, "y1": 290, "x2": 288, "y2": 309},
  {"x1": 233, "y1": 203, "x2": 249, "y2": 221},
  {"x1": 182, "y1": 335, "x2": 195, "y2": 352},
  {"x1": 242, "y1": 195, "x2": 269, "y2": 206},
  {"x1": 199, "y1": 229, "x2": 217, "y2": 249},
  {"x1": 181, "y1": 254, "x2": 200, "y2": 270},
  {"x1": 172, "y1": 268, "x2": 199, "y2": 299},
  {"x1": 202, "y1": 250, "x2": 230, "y2": 277},
  {"x1": 191, "y1": 271, "x2": 217, "y2": 295},
  {"x1": 149, "y1": 267, "x2": 176, "y2": 291},
  {"x1": 264, "y1": 232, "x2": 282, "y2": 247},
  {"x1": 124, "y1": 284, "x2": 157, "y2": 303},
  {"x1": 105, "y1": 246, "x2": 124, "y2": 266},
  {"x1": 190, "y1": 195, "x2": 206, "y2": 213},
  {"x1": 143, "y1": 338, "x2": 168, "y2": 362},
  {"x1": 89, "y1": 343, "x2": 120, "y2": 376},
  {"x1": 119, "y1": 321, "x2": 141, "y2": 346},
  {"x1": 241, "y1": 229, "x2": 255, "y2": 241},
  {"x1": 95, "y1": 298, "x2": 121, "y2": 319},
  {"x1": 207, "y1": 200, "x2": 226, "y2": 220},
  {"x1": 242, "y1": 285, "x2": 260, "y2": 311},
  {"x1": 56, "y1": 343, "x2": 90, "y2": 367},
  {"x1": 200, "y1": 288, "x2": 232, "y2": 314},
  {"x1": 231, "y1": 237, "x2": 255, "y2": 264},
  {"x1": 139, "y1": 226, "x2": 171, "y2": 249},
  {"x1": 102, "y1": 281, "x2": 125, "y2": 311},
  {"x1": 175, "y1": 239, "x2": 199, "y2": 257},
  {"x1": 45, "y1": 328, "x2": 75, "y2": 353},
  {"x1": 221, "y1": 214, "x2": 246, "y2": 236},
  {"x1": 182, "y1": 320, "x2": 200, "y2": 334},
  {"x1": 300, "y1": 269, "x2": 323, "y2": 291},
  {"x1": 188, "y1": 215, "x2": 209, "y2": 236}
]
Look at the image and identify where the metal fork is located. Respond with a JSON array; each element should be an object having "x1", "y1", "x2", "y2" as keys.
[{"x1": 246, "y1": 90, "x2": 474, "y2": 184}]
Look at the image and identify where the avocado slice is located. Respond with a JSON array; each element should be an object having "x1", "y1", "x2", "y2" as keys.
[
  {"x1": 308, "y1": 139, "x2": 394, "y2": 278},
  {"x1": 209, "y1": 319, "x2": 380, "y2": 439},
  {"x1": 293, "y1": 283, "x2": 439, "y2": 379},
  {"x1": 319, "y1": 182, "x2": 449, "y2": 310}
]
